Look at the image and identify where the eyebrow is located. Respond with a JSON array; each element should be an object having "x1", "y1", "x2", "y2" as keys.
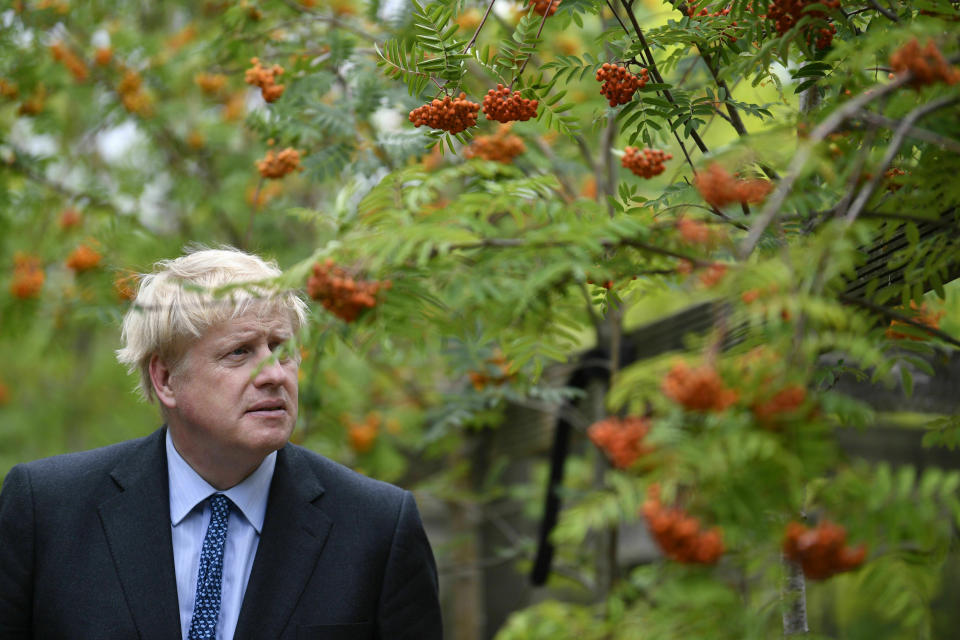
[{"x1": 216, "y1": 327, "x2": 292, "y2": 346}]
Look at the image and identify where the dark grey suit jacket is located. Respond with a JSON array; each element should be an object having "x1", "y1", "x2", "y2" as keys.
[{"x1": 0, "y1": 428, "x2": 442, "y2": 639}]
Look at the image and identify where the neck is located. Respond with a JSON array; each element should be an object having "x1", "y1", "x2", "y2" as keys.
[{"x1": 167, "y1": 429, "x2": 263, "y2": 490}]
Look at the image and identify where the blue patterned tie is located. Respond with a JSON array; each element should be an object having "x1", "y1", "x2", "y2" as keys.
[{"x1": 188, "y1": 494, "x2": 230, "y2": 640}]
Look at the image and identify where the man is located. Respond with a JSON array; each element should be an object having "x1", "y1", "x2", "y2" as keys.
[{"x1": 0, "y1": 248, "x2": 443, "y2": 639}]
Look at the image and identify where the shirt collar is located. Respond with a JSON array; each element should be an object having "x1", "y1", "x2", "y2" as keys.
[{"x1": 166, "y1": 429, "x2": 276, "y2": 534}]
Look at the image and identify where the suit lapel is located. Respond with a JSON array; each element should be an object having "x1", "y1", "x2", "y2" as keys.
[
  {"x1": 98, "y1": 428, "x2": 183, "y2": 640},
  {"x1": 234, "y1": 445, "x2": 332, "y2": 639}
]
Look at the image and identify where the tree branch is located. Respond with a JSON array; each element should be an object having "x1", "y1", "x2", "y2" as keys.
[
  {"x1": 868, "y1": 0, "x2": 899, "y2": 22},
  {"x1": 433, "y1": 236, "x2": 711, "y2": 267}
]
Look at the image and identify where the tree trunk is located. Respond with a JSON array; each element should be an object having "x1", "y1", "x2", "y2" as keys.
[{"x1": 781, "y1": 555, "x2": 809, "y2": 636}]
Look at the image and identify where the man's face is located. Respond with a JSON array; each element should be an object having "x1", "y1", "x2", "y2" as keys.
[{"x1": 160, "y1": 311, "x2": 298, "y2": 476}]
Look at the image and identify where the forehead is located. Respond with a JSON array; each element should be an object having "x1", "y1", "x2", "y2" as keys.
[{"x1": 201, "y1": 311, "x2": 294, "y2": 344}]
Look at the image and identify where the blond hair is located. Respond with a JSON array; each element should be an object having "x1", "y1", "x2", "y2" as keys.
[{"x1": 116, "y1": 247, "x2": 307, "y2": 401}]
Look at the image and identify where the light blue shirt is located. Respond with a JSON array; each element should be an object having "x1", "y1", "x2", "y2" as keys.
[{"x1": 166, "y1": 431, "x2": 276, "y2": 640}]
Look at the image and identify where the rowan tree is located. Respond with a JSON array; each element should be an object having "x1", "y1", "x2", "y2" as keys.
[{"x1": 2, "y1": 1, "x2": 960, "y2": 637}]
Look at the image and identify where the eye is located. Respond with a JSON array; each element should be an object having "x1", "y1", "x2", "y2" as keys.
[
  {"x1": 270, "y1": 340, "x2": 292, "y2": 360},
  {"x1": 227, "y1": 345, "x2": 250, "y2": 358}
]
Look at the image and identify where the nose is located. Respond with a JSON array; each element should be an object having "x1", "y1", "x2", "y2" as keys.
[{"x1": 252, "y1": 352, "x2": 288, "y2": 387}]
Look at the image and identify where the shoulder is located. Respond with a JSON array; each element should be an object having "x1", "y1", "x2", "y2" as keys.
[
  {"x1": 3, "y1": 430, "x2": 162, "y2": 494},
  {"x1": 281, "y1": 443, "x2": 412, "y2": 514}
]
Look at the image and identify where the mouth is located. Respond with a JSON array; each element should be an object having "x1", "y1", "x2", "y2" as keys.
[{"x1": 245, "y1": 400, "x2": 287, "y2": 416}]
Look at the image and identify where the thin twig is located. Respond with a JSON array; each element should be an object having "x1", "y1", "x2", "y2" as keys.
[
  {"x1": 853, "y1": 111, "x2": 960, "y2": 153},
  {"x1": 510, "y1": 1, "x2": 555, "y2": 89},
  {"x1": 845, "y1": 96, "x2": 960, "y2": 223},
  {"x1": 462, "y1": 0, "x2": 498, "y2": 54},
  {"x1": 278, "y1": 0, "x2": 382, "y2": 44},
  {"x1": 619, "y1": 0, "x2": 710, "y2": 154},
  {"x1": 605, "y1": 0, "x2": 630, "y2": 34},
  {"x1": 737, "y1": 71, "x2": 914, "y2": 259},
  {"x1": 432, "y1": 236, "x2": 712, "y2": 266},
  {"x1": 840, "y1": 294, "x2": 960, "y2": 348}
]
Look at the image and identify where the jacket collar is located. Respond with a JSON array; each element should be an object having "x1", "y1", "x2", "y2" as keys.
[
  {"x1": 233, "y1": 444, "x2": 333, "y2": 639},
  {"x1": 99, "y1": 430, "x2": 333, "y2": 640},
  {"x1": 98, "y1": 427, "x2": 183, "y2": 640}
]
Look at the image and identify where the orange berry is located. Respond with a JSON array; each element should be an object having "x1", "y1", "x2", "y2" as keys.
[
  {"x1": 306, "y1": 260, "x2": 387, "y2": 322},
  {"x1": 481, "y1": 84, "x2": 538, "y2": 123},
  {"x1": 58, "y1": 207, "x2": 82, "y2": 229},
  {"x1": 622, "y1": 146, "x2": 671, "y2": 178},
  {"x1": 464, "y1": 124, "x2": 526, "y2": 163},
  {"x1": 530, "y1": 0, "x2": 561, "y2": 16},
  {"x1": 94, "y1": 46, "x2": 113, "y2": 66},
  {"x1": 348, "y1": 421, "x2": 378, "y2": 453},
  {"x1": 409, "y1": 92, "x2": 480, "y2": 134},
  {"x1": 66, "y1": 244, "x2": 101, "y2": 272},
  {"x1": 890, "y1": 39, "x2": 960, "y2": 88},
  {"x1": 244, "y1": 57, "x2": 286, "y2": 102},
  {"x1": 662, "y1": 360, "x2": 738, "y2": 412},
  {"x1": 257, "y1": 147, "x2": 301, "y2": 179},
  {"x1": 10, "y1": 253, "x2": 45, "y2": 299},
  {"x1": 596, "y1": 64, "x2": 648, "y2": 106}
]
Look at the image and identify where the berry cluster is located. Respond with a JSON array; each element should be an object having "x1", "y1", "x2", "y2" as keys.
[
  {"x1": 685, "y1": 3, "x2": 739, "y2": 42},
  {"x1": 346, "y1": 412, "x2": 381, "y2": 453},
  {"x1": 587, "y1": 416, "x2": 653, "y2": 469},
  {"x1": 621, "y1": 147, "x2": 672, "y2": 178},
  {"x1": 889, "y1": 39, "x2": 960, "y2": 88},
  {"x1": 409, "y1": 93, "x2": 481, "y2": 134},
  {"x1": 686, "y1": 3, "x2": 731, "y2": 17},
  {"x1": 662, "y1": 360, "x2": 738, "y2": 412},
  {"x1": 596, "y1": 63, "x2": 648, "y2": 107},
  {"x1": 94, "y1": 46, "x2": 112, "y2": 66},
  {"x1": 643, "y1": 486, "x2": 725, "y2": 564},
  {"x1": 884, "y1": 167, "x2": 907, "y2": 192},
  {"x1": 66, "y1": 244, "x2": 101, "y2": 272},
  {"x1": 694, "y1": 164, "x2": 772, "y2": 209},
  {"x1": 767, "y1": 0, "x2": 840, "y2": 49},
  {"x1": 0, "y1": 79, "x2": 17, "y2": 100},
  {"x1": 257, "y1": 147, "x2": 302, "y2": 179},
  {"x1": 783, "y1": 521, "x2": 866, "y2": 580},
  {"x1": 117, "y1": 68, "x2": 152, "y2": 115},
  {"x1": 306, "y1": 259, "x2": 391, "y2": 322},
  {"x1": 244, "y1": 57, "x2": 286, "y2": 102},
  {"x1": 17, "y1": 86, "x2": 46, "y2": 117},
  {"x1": 698, "y1": 261, "x2": 727, "y2": 288},
  {"x1": 468, "y1": 352, "x2": 516, "y2": 390},
  {"x1": 50, "y1": 42, "x2": 89, "y2": 82},
  {"x1": 886, "y1": 300, "x2": 945, "y2": 341},
  {"x1": 196, "y1": 72, "x2": 228, "y2": 95},
  {"x1": 677, "y1": 217, "x2": 713, "y2": 246},
  {"x1": 464, "y1": 124, "x2": 526, "y2": 163},
  {"x1": 58, "y1": 207, "x2": 82, "y2": 230},
  {"x1": 530, "y1": 0, "x2": 561, "y2": 17},
  {"x1": 751, "y1": 384, "x2": 807, "y2": 425},
  {"x1": 10, "y1": 253, "x2": 44, "y2": 299},
  {"x1": 482, "y1": 84, "x2": 539, "y2": 123}
]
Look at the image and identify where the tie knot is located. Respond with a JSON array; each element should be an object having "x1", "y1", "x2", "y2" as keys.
[{"x1": 209, "y1": 494, "x2": 230, "y2": 520}]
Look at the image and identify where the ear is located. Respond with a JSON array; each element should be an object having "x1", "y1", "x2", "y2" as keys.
[{"x1": 149, "y1": 354, "x2": 177, "y2": 409}]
